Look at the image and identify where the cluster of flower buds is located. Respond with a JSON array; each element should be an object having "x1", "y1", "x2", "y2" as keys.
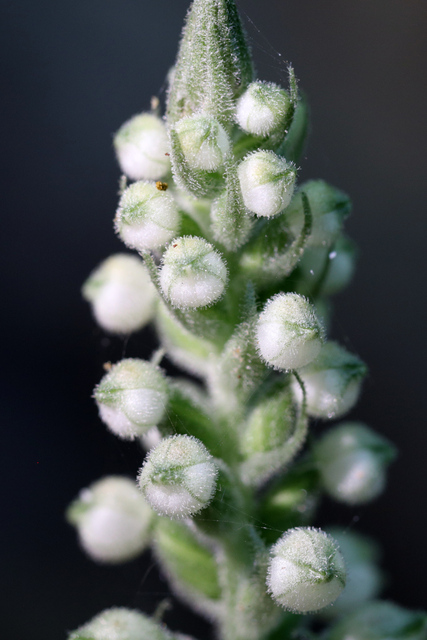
[{"x1": 73, "y1": 0, "x2": 416, "y2": 639}]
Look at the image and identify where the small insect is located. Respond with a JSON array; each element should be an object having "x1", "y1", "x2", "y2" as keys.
[
  {"x1": 103, "y1": 362, "x2": 112, "y2": 372},
  {"x1": 156, "y1": 181, "x2": 168, "y2": 191},
  {"x1": 165, "y1": 152, "x2": 170, "y2": 157}
]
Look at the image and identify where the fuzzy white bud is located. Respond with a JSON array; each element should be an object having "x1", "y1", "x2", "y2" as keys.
[
  {"x1": 66, "y1": 477, "x2": 152, "y2": 564},
  {"x1": 115, "y1": 181, "x2": 180, "y2": 252},
  {"x1": 114, "y1": 113, "x2": 170, "y2": 181},
  {"x1": 138, "y1": 435, "x2": 218, "y2": 519},
  {"x1": 69, "y1": 607, "x2": 173, "y2": 640},
  {"x1": 159, "y1": 236, "x2": 227, "y2": 309},
  {"x1": 173, "y1": 115, "x2": 230, "y2": 171},
  {"x1": 94, "y1": 358, "x2": 168, "y2": 440},
  {"x1": 267, "y1": 527, "x2": 346, "y2": 613},
  {"x1": 256, "y1": 293, "x2": 324, "y2": 371},
  {"x1": 236, "y1": 81, "x2": 290, "y2": 137},
  {"x1": 82, "y1": 254, "x2": 156, "y2": 334},
  {"x1": 238, "y1": 151, "x2": 296, "y2": 217},
  {"x1": 291, "y1": 341, "x2": 367, "y2": 420},
  {"x1": 314, "y1": 422, "x2": 396, "y2": 505}
]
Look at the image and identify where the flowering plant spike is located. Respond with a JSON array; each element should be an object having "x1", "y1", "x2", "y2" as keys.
[{"x1": 70, "y1": 0, "x2": 426, "y2": 638}]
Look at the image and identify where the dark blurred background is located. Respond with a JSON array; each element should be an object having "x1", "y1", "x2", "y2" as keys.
[{"x1": 2, "y1": 0, "x2": 426, "y2": 638}]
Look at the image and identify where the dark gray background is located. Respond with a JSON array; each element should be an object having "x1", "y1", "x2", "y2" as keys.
[{"x1": 2, "y1": 0, "x2": 426, "y2": 638}]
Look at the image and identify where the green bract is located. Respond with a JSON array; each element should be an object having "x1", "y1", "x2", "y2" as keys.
[{"x1": 76, "y1": 1, "x2": 422, "y2": 639}]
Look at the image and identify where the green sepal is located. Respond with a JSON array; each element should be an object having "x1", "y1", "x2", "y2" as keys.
[
  {"x1": 256, "y1": 464, "x2": 320, "y2": 545},
  {"x1": 167, "y1": 0, "x2": 254, "y2": 127},
  {"x1": 153, "y1": 518, "x2": 221, "y2": 601},
  {"x1": 239, "y1": 190, "x2": 313, "y2": 285},
  {"x1": 211, "y1": 158, "x2": 254, "y2": 251},
  {"x1": 277, "y1": 91, "x2": 310, "y2": 164}
]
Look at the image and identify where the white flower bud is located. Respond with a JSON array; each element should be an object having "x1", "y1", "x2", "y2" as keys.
[
  {"x1": 138, "y1": 435, "x2": 218, "y2": 519},
  {"x1": 114, "y1": 113, "x2": 170, "y2": 181},
  {"x1": 115, "y1": 181, "x2": 180, "y2": 252},
  {"x1": 94, "y1": 358, "x2": 168, "y2": 440},
  {"x1": 327, "y1": 601, "x2": 427, "y2": 640},
  {"x1": 82, "y1": 254, "x2": 156, "y2": 334},
  {"x1": 238, "y1": 151, "x2": 296, "y2": 217},
  {"x1": 159, "y1": 236, "x2": 227, "y2": 309},
  {"x1": 173, "y1": 114, "x2": 230, "y2": 171},
  {"x1": 236, "y1": 81, "x2": 290, "y2": 137},
  {"x1": 256, "y1": 293, "x2": 324, "y2": 371},
  {"x1": 314, "y1": 422, "x2": 396, "y2": 505},
  {"x1": 267, "y1": 527, "x2": 346, "y2": 613},
  {"x1": 66, "y1": 477, "x2": 152, "y2": 564},
  {"x1": 291, "y1": 341, "x2": 367, "y2": 419},
  {"x1": 69, "y1": 607, "x2": 173, "y2": 640}
]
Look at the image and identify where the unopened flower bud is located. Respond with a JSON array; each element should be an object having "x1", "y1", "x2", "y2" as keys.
[
  {"x1": 286, "y1": 180, "x2": 351, "y2": 247},
  {"x1": 291, "y1": 341, "x2": 367, "y2": 419},
  {"x1": 115, "y1": 181, "x2": 180, "y2": 252},
  {"x1": 68, "y1": 607, "x2": 174, "y2": 640},
  {"x1": 256, "y1": 293, "x2": 324, "y2": 370},
  {"x1": 173, "y1": 115, "x2": 230, "y2": 171},
  {"x1": 267, "y1": 527, "x2": 346, "y2": 613},
  {"x1": 82, "y1": 254, "x2": 156, "y2": 334},
  {"x1": 66, "y1": 477, "x2": 152, "y2": 564},
  {"x1": 94, "y1": 358, "x2": 168, "y2": 440},
  {"x1": 114, "y1": 113, "x2": 170, "y2": 181},
  {"x1": 238, "y1": 151, "x2": 296, "y2": 217},
  {"x1": 327, "y1": 601, "x2": 427, "y2": 640},
  {"x1": 314, "y1": 422, "x2": 396, "y2": 505},
  {"x1": 138, "y1": 435, "x2": 218, "y2": 519},
  {"x1": 236, "y1": 81, "x2": 290, "y2": 137},
  {"x1": 159, "y1": 236, "x2": 227, "y2": 309}
]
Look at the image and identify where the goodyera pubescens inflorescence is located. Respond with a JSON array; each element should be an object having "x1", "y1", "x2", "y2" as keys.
[{"x1": 68, "y1": 1, "x2": 426, "y2": 639}]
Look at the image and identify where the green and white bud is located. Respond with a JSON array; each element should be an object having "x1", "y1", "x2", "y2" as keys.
[
  {"x1": 114, "y1": 113, "x2": 170, "y2": 181},
  {"x1": 327, "y1": 601, "x2": 427, "y2": 640},
  {"x1": 314, "y1": 422, "x2": 396, "y2": 505},
  {"x1": 82, "y1": 254, "x2": 156, "y2": 334},
  {"x1": 66, "y1": 477, "x2": 152, "y2": 564},
  {"x1": 94, "y1": 358, "x2": 168, "y2": 440},
  {"x1": 115, "y1": 181, "x2": 180, "y2": 252},
  {"x1": 323, "y1": 529, "x2": 383, "y2": 616},
  {"x1": 291, "y1": 341, "x2": 367, "y2": 419},
  {"x1": 138, "y1": 435, "x2": 218, "y2": 519},
  {"x1": 68, "y1": 607, "x2": 173, "y2": 640},
  {"x1": 173, "y1": 115, "x2": 230, "y2": 171},
  {"x1": 286, "y1": 180, "x2": 351, "y2": 247},
  {"x1": 159, "y1": 236, "x2": 227, "y2": 309},
  {"x1": 238, "y1": 151, "x2": 296, "y2": 217},
  {"x1": 256, "y1": 293, "x2": 324, "y2": 371},
  {"x1": 267, "y1": 527, "x2": 346, "y2": 613},
  {"x1": 236, "y1": 81, "x2": 291, "y2": 137},
  {"x1": 298, "y1": 236, "x2": 357, "y2": 296}
]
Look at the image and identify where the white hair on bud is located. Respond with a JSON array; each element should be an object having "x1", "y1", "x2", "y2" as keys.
[
  {"x1": 116, "y1": 181, "x2": 180, "y2": 252},
  {"x1": 94, "y1": 359, "x2": 168, "y2": 440},
  {"x1": 174, "y1": 114, "x2": 230, "y2": 171},
  {"x1": 236, "y1": 81, "x2": 290, "y2": 137},
  {"x1": 267, "y1": 527, "x2": 346, "y2": 613},
  {"x1": 159, "y1": 236, "x2": 227, "y2": 309},
  {"x1": 114, "y1": 113, "x2": 171, "y2": 181},
  {"x1": 256, "y1": 293, "x2": 324, "y2": 371},
  {"x1": 82, "y1": 254, "x2": 156, "y2": 334},
  {"x1": 138, "y1": 435, "x2": 218, "y2": 519},
  {"x1": 238, "y1": 151, "x2": 296, "y2": 217}
]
